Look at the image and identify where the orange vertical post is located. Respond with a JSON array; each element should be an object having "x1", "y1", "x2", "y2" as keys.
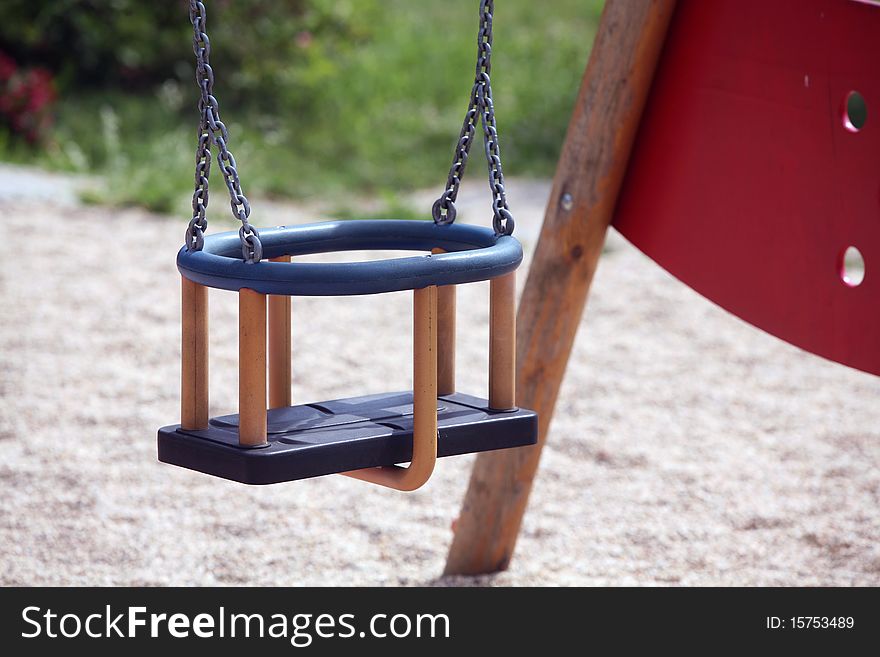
[
  {"x1": 181, "y1": 276, "x2": 209, "y2": 430},
  {"x1": 268, "y1": 255, "x2": 292, "y2": 409},
  {"x1": 239, "y1": 288, "x2": 267, "y2": 446}
]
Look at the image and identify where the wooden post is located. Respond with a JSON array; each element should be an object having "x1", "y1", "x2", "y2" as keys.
[
  {"x1": 181, "y1": 276, "x2": 209, "y2": 430},
  {"x1": 343, "y1": 286, "x2": 438, "y2": 490},
  {"x1": 239, "y1": 288, "x2": 267, "y2": 446},
  {"x1": 268, "y1": 255, "x2": 292, "y2": 409},
  {"x1": 489, "y1": 272, "x2": 516, "y2": 410},
  {"x1": 432, "y1": 249, "x2": 456, "y2": 396},
  {"x1": 445, "y1": 0, "x2": 678, "y2": 575}
]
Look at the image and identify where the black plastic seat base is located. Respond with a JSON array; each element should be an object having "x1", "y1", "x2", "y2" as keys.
[{"x1": 157, "y1": 391, "x2": 537, "y2": 485}]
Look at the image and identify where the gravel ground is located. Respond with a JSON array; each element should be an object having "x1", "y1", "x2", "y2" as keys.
[{"x1": 1, "y1": 168, "x2": 878, "y2": 586}]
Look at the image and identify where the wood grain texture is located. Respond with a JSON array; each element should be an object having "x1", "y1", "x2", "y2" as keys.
[
  {"x1": 433, "y1": 249, "x2": 457, "y2": 396},
  {"x1": 180, "y1": 276, "x2": 209, "y2": 430},
  {"x1": 489, "y1": 272, "x2": 516, "y2": 411},
  {"x1": 268, "y1": 256, "x2": 292, "y2": 409},
  {"x1": 444, "y1": 0, "x2": 678, "y2": 575},
  {"x1": 239, "y1": 288, "x2": 267, "y2": 446}
]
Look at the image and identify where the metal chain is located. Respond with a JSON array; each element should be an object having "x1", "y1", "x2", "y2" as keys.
[
  {"x1": 186, "y1": 0, "x2": 262, "y2": 262},
  {"x1": 433, "y1": 0, "x2": 514, "y2": 236}
]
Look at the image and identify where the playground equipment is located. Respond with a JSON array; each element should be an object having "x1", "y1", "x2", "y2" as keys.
[
  {"x1": 156, "y1": 0, "x2": 876, "y2": 573},
  {"x1": 445, "y1": 0, "x2": 879, "y2": 574},
  {"x1": 157, "y1": 0, "x2": 537, "y2": 489}
]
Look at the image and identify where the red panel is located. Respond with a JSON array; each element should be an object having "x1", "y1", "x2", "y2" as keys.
[{"x1": 612, "y1": 0, "x2": 880, "y2": 375}]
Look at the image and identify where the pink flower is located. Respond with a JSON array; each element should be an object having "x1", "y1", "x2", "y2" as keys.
[
  {"x1": 0, "y1": 51, "x2": 57, "y2": 143},
  {"x1": 0, "y1": 52, "x2": 16, "y2": 82}
]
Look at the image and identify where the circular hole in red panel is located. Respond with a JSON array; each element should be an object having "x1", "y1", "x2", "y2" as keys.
[
  {"x1": 839, "y1": 246, "x2": 865, "y2": 287},
  {"x1": 843, "y1": 91, "x2": 867, "y2": 132}
]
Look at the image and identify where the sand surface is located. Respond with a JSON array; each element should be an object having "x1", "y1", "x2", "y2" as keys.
[{"x1": 1, "y1": 167, "x2": 878, "y2": 585}]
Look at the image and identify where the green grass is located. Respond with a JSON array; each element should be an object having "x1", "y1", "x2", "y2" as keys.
[
  {"x1": 2, "y1": 0, "x2": 602, "y2": 217},
  {"x1": 329, "y1": 190, "x2": 426, "y2": 222}
]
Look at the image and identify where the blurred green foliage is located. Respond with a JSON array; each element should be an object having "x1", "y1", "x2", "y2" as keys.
[{"x1": 0, "y1": 0, "x2": 603, "y2": 216}]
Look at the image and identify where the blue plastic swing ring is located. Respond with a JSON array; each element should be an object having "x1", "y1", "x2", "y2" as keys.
[{"x1": 176, "y1": 220, "x2": 523, "y2": 296}]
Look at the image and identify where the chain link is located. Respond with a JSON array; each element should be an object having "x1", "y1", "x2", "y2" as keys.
[
  {"x1": 186, "y1": 0, "x2": 511, "y2": 254},
  {"x1": 186, "y1": 0, "x2": 262, "y2": 262},
  {"x1": 433, "y1": 0, "x2": 514, "y2": 236}
]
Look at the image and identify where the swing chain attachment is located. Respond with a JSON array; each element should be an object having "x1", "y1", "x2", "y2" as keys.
[
  {"x1": 432, "y1": 0, "x2": 515, "y2": 237},
  {"x1": 186, "y1": 0, "x2": 262, "y2": 263}
]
